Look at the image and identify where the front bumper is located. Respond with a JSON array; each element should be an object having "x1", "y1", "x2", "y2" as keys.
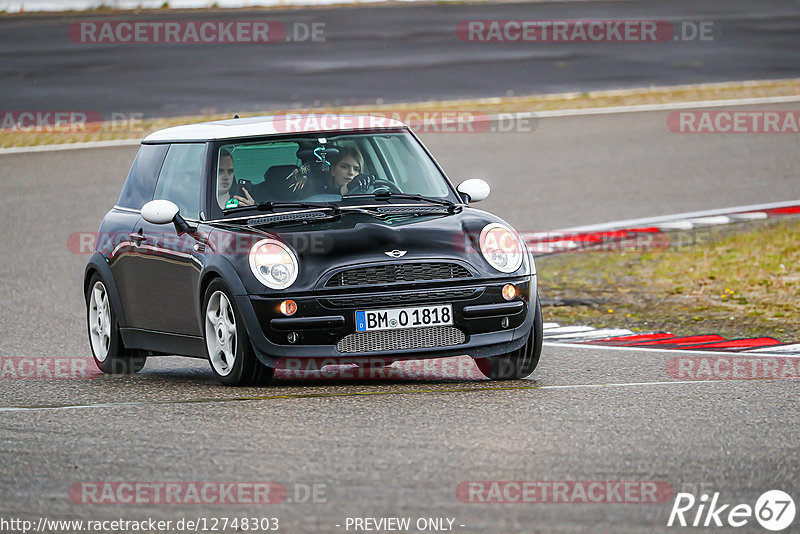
[{"x1": 236, "y1": 276, "x2": 536, "y2": 368}]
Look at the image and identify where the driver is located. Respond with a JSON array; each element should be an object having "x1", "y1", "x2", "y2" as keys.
[
  {"x1": 315, "y1": 147, "x2": 373, "y2": 196},
  {"x1": 330, "y1": 147, "x2": 363, "y2": 194}
]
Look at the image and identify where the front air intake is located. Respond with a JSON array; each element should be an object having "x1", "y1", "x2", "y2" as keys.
[{"x1": 335, "y1": 326, "x2": 466, "y2": 353}]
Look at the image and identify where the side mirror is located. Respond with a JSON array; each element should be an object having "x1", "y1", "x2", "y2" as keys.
[
  {"x1": 141, "y1": 199, "x2": 179, "y2": 224},
  {"x1": 141, "y1": 199, "x2": 195, "y2": 235},
  {"x1": 457, "y1": 179, "x2": 490, "y2": 204}
]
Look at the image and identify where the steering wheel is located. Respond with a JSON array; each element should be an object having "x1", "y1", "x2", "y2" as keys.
[
  {"x1": 348, "y1": 175, "x2": 401, "y2": 195},
  {"x1": 370, "y1": 179, "x2": 402, "y2": 194}
]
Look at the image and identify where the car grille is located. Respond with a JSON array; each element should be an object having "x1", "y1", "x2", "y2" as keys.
[
  {"x1": 336, "y1": 326, "x2": 466, "y2": 353},
  {"x1": 325, "y1": 262, "x2": 472, "y2": 287},
  {"x1": 321, "y1": 288, "x2": 479, "y2": 309}
]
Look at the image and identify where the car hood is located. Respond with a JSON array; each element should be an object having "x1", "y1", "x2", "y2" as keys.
[{"x1": 210, "y1": 207, "x2": 530, "y2": 294}]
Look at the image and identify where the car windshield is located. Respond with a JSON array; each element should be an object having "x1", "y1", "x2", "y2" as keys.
[{"x1": 214, "y1": 131, "x2": 456, "y2": 211}]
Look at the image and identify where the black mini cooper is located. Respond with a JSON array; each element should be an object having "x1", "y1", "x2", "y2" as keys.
[{"x1": 85, "y1": 115, "x2": 542, "y2": 385}]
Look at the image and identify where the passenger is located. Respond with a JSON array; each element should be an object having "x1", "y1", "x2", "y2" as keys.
[{"x1": 217, "y1": 148, "x2": 255, "y2": 209}]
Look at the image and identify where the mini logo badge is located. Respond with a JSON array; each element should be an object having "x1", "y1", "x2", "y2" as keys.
[{"x1": 385, "y1": 250, "x2": 407, "y2": 258}]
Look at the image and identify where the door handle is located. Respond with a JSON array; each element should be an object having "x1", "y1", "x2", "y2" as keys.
[{"x1": 129, "y1": 232, "x2": 147, "y2": 245}]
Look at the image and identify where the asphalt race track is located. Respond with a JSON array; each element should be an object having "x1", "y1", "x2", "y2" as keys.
[
  {"x1": 1, "y1": 103, "x2": 799, "y2": 531},
  {"x1": 2, "y1": 0, "x2": 800, "y2": 530},
  {"x1": 0, "y1": 352, "x2": 797, "y2": 533},
  {"x1": 1, "y1": 0, "x2": 799, "y2": 116}
]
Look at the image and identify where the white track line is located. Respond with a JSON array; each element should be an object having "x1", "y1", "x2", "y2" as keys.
[
  {"x1": 655, "y1": 221, "x2": 695, "y2": 230},
  {"x1": 543, "y1": 326, "x2": 597, "y2": 336},
  {"x1": 558, "y1": 199, "x2": 800, "y2": 233},
  {"x1": 3, "y1": 94, "x2": 800, "y2": 155},
  {"x1": 728, "y1": 212, "x2": 768, "y2": 221},
  {"x1": 0, "y1": 139, "x2": 140, "y2": 155},
  {"x1": 686, "y1": 216, "x2": 732, "y2": 226},
  {"x1": 526, "y1": 378, "x2": 798, "y2": 388},
  {"x1": 543, "y1": 328, "x2": 634, "y2": 340},
  {"x1": 544, "y1": 341, "x2": 800, "y2": 357},
  {"x1": 489, "y1": 95, "x2": 800, "y2": 122},
  {"x1": 745, "y1": 344, "x2": 800, "y2": 354}
]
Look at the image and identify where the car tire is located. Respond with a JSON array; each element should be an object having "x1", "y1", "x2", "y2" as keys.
[
  {"x1": 476, "y1": 294, "x2": 543, "y2": 380},
  {"x1": 86, "y1": 274, "x2": 147, "y2": 374},
  {"x1": 203, "y1": 279, "x2": 275, "y2": 386}
]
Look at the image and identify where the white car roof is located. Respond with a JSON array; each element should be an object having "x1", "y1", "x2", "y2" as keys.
[{"x1": 143, "y1": 114, "x2": 408, "y2": 142}]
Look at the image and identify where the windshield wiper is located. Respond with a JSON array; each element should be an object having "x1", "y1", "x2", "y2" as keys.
[
  {"x1": 246, "y1": 210, "x2": 339, "y2": 227},
  {"x1": 256, "y1": 201, "x2": 341, "y2": 214},
  {"x1": 342, "y1": 191, "x2": 461, "y2": 213},
  {"x1": 225, "y1": 201, "x2": 340, "y2": 215}
]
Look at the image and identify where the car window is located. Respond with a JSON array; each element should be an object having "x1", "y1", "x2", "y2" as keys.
[
  {"x1": 152, "y1": 143, "x2": 205, "y2": 219},
  {"x1": 351, "y1": 139, "x2": 385, "y2": 179},
  {"x1": 215, "y1": 132, "x2": 454, "y2": 210},
  {"x1": 372, "y1": 135, "x2": 451, "y2": 197},
  {"x1": 224, "y1": 142, "x2": 299, "y2": 185},
  {"x1": 117, "y1": 144, "x2": 169, "y2": 210}
]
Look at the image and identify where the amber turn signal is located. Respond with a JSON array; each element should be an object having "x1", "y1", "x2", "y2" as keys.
[
  {"x1": 279, "y1": 299, "x2": 298, "y2": 316},
  {"x1": 502, "y1": 284, "x2": 517, "y2": 301}
]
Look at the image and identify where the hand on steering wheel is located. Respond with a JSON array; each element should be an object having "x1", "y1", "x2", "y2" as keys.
[
  {"x1": 348, "y1": 174, "x2": 402, "y2": 194},
  {"x1": 347, "y1": 174, "x2": 377, "y2": 194},
  {"x1": 369, "y1": 179, "x2": 402, "y2": 194}
]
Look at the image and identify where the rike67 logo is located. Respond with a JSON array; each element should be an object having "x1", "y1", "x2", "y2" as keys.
[{"x1": 668, "y1": 490, "x2": 795, "y2": 531}]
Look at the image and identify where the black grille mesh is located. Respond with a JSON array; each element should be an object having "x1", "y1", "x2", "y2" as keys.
[{"x1": 325, "y1": 263, "x2": 471, "y2": 287}]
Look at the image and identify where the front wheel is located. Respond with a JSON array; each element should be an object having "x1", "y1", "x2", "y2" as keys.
[
  {"x1": 86, "y1": 274, "x2": 147, "y2": 374},
  {"x1": 203, "y1": 279, "x2": 274, "y2": 386},
  {"x1": 477, "y1": 294, "x2": 543, "y2": 380}
]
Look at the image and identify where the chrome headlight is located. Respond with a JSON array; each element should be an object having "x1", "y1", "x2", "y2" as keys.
[
  {"x1": 249, "y1": 239, "x2": 299, "y2": 289},
  {"x1": 480, "y1": 223, "x2": 524, "y2": 273}
]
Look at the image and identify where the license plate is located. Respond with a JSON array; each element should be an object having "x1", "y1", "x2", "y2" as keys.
[{"x1": 355, "y1": 304, "x2": 453, "y2": 332}]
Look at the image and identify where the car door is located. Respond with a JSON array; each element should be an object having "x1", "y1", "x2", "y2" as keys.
[
  {"x1": 124, "y1": 142, "x2": 208, "y2": 336},
  {"x1": 110, "y1": 143, "x2": 169, "y2": 327}
]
